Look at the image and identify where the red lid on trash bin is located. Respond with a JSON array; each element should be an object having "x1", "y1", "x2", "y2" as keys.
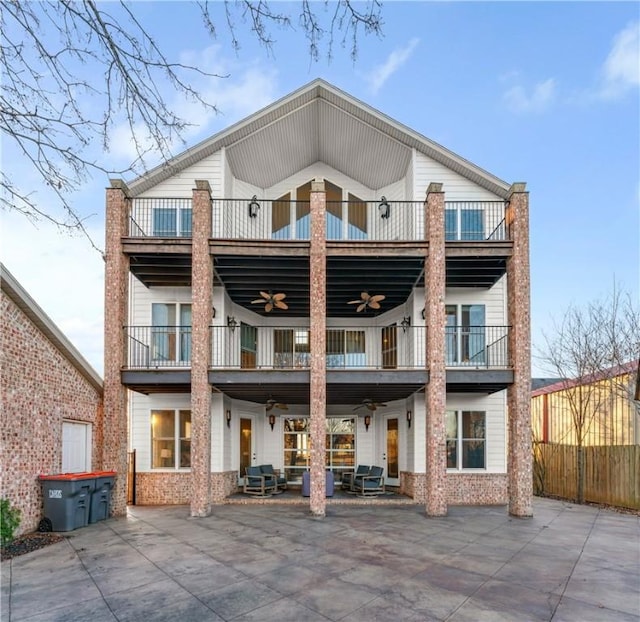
[
  {"x1": 89, "y1": 471, "x2": 117, "y2": 477},
  {"x1": 38, "y1": 472, "x2": 97, "y2": 481}
]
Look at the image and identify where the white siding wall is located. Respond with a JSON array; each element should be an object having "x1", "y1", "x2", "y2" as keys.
[
  {"x1": 130, "y1": 393, "x2": 192, "y2": 472},
  {"x1": 137, "y1": 150, "x2": 224, "y2": 198},
  {"x1": 129, "y1": 279, "x2": 191, "y2": 326},
  {"x1": 447, "y1": 392, "x2": 507, "y2": 472},
  {"x1": 413, "y1": 152, "x2": 502, "y2": 201},
  {"x1": 445, "y1": 277, "x2": 507, "y2": 325}
]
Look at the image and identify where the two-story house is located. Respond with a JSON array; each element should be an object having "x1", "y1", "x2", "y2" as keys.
[{"x1": 103, "y1": 79, "x2": 532, "y2": 518}]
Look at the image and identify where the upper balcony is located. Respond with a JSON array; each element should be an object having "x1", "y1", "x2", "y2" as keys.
[{"x1": 127, "y1": 198, "x2": 511, "y2": 243}]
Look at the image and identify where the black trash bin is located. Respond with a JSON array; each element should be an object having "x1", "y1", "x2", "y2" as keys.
[
  {"x1": 39, "y1": 473, "x2": 96, "y2": 532},
  {"x1": 89, "y1": 471, "x2": 117, "y2": 523}
]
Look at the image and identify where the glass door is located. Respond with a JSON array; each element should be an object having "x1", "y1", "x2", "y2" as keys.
[
  {"x1": 384, "y1": 416, "x2": 399, "y2": 486},
  {"x1": 239, "y1": 417, "x2": 254, "y2": 478},
  {"x1": 382, "y1": 325, "x2": 397, "y2": 369}
]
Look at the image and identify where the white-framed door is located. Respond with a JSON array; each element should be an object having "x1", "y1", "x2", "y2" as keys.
[
  {"x1": 239, "y1": 416, "x2": 256, "y2": 477},
  {"x1": 62, "y1": 420, "x2": 92, "y2": 473},
  {"x1": 382, "y1": 414, "x2": 400, "y2": 486}
]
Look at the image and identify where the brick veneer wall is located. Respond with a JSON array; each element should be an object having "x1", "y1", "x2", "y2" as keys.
[
  {"x1": 135, "y1": 473, "x2": 191, "y2": 505},
  {"x1": 135, "y1": 471, "x2": 238, "y2": 505},
  {"x1": 446, "y1": 473, "x2": 508, "y2": 505},
  {"x1": 0, "y1": 293, "x2": 103, "y2": 535},
  {"x1": 400, "y1": 472, "x2": 507, "y2": 505}
]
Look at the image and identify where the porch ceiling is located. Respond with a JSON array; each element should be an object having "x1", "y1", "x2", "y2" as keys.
[{"x1": 213, "y1": 254, "x2": 425, "y2": 317}]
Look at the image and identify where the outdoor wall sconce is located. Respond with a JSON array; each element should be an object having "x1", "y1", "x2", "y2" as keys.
[
  {"x1": 248, "y1": 195, "x2": 260, "y2": 218},
  {"x1": 364, "y1": 414, "x2": 371, "y2": 431},
  {"x1": 268, "y1": 413, "x2": 276, "y2": 430},
  {"x1": 406, "y1": 410, "x2": 412, "y2": 428},
  {"x1": 378, "y1": 196, "x2": 390, "y2": 219},
  {"x1": 226, "y1": 409, "x2": 232, "y2": 428},
  {"x1": 421, "y1": 307, "x2": 426, "y2": 320},
  {"x1": 227, "y1": 315, "x2": 238, "y2": 332},
  {"x1": 401, "y1": 316, "x2": 411, "y2": 333},
  {"x1": 212, "y1": 306, "x2": 216, "y2": 319}
]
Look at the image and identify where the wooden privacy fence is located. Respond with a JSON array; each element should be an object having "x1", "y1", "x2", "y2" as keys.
[{"x1": 534, "y1": 444, "x2": 640, "y2": 510}]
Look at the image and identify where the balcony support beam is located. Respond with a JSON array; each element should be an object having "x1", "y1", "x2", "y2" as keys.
[
  {"x1": 103, "y1": 180, "x2": 131, "y2": 516},
  {"x1": 309, "y1": 178, "x2": 327, "y2": 517},
  {"x1": 506, "y1": 183, "x2": 533, "y2": 517},
  {"x1": 424, "y1": 183, "x2": 448, "y2": 517},
  {"x1": 190, "y1": 180, "x2": 213, "y2": 517}
]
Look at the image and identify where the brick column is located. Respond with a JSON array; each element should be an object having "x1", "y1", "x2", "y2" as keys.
[
  {"x1": 424, "y1": 183, "x2": 447, "y2": 517},
  {"x1": 103, "y1": 180, "x2": 130, "y2": 516},
  {"x1": 309, "y1": 178, "x2": 327, "y2": 517},
  {"x1": 190, "y1": 180, "x2": 213, "y2": 517},
  {"x1": 506, "y1": 183, "x2": 533, "y2": 517}
]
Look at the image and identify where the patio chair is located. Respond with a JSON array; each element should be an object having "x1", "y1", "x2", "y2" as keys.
[
  {"x1": 352, "y1": 465, "x2": 385, "y2": 497},
  {"x1": 243, "y1": 466, "x2": 278, "y2": 497},
  {"x1": 342, "y1": 465, "x2": 370, "y2": 493},
  {"x1": 259, "y1": 464, "x2": 287, "y2": 493}
]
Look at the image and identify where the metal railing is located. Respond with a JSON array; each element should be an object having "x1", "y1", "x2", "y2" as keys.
[
  {"x1": 445, "y1": 325, "x2": 510, "y2": 368},
  {"x1": 443, "y1": 201, "x2": 509, "y2": 241},
  {"x1": 124, "y1": 324, "x2": 511, "y2": 369},
  {"x1": 126, "y1": 326, "x2": 193, "y2": 367},
  {"x1": 129, "y1": 198, "x2": 193, "y2": 237},
  {"x1": 128, "y1": 198, "x2": 510, "y2": 242}
]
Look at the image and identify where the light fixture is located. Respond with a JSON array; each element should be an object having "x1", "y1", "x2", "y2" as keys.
[
  {"x1": 378, "y1": 196, "x2": 390, "y2": 219},
  {"x1": 421, "y1": 307, "x2": 426, "y2": 320},
  {"x1": 226, "y1": 410, "x2": 232, "y2": 428},
  {"x1": 248, "y1": 195, "x2": 260, "y2": 218},
  {"x1": 268, "y1": 413, "x2": 276, "y2": 430},
  {"x1": 227, "y1": 316, "x2": 238, "y2": 332},
  {"x1": 364, "y1": 414, "x2": 371, "y2": 431},
  {"x1": 406, "y1": 410, "x2": 412, "y2": 428},
  {"x1": 401, "y1": 316, "x2": 411, "y2": 333},
  {"x1": 212, "y1": 306, "x2": 216, "y2": 319}
]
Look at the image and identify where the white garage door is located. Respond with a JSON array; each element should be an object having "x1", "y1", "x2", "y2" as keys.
[{"x1": 62, "y1": 421, "x2": 91, "y2": 473}]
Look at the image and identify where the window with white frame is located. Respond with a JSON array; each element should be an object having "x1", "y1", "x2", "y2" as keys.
[
  {"x1": 151, "y1": 303, "x2": 191, "y2": 364},
  {"x1": 446, "y1": 410, "x2": 486, "y2": 469},
  {"x1": 151, "y1": 409, "x2": 191, "y2": 469}
]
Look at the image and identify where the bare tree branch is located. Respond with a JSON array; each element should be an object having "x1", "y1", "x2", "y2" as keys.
[{"x1": 1, "y1": 0, "x2": 383, "y2": 253}]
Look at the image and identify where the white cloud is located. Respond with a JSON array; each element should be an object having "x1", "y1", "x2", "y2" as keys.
[
  {"x1": 108, "y1": 46, "x2": 280, "y2": 168},
  {"x1": 366, "y1": 38, "x2": 420, "y2": 95},
  {"x1": 503, "y1": 78, "x2": 557, "y2": 114},
  {"x1": 0, "y1": 212, "x2": 105, "y2": 375},
  {"x1": 599, "y1": 20, "x2": 640, "y2": 100}
]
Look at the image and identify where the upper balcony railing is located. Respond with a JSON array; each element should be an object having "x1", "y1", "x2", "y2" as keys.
[
  {"x1": 128, "y1": 198, "x2": 510, "y2": 242},
  {"x1": 124, "y1": 325, "x2": 511, "y2": 370}
]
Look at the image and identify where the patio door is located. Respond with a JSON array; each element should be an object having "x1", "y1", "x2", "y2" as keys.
[
  {"x1": 239, "y1": 417, "x2": 254, "y2": 477},
  {"x1": 383, "y1": 415, "x2": 399, "y2": 486}
]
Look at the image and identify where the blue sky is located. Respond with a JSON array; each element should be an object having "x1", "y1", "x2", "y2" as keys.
[{"x1": 2, "y1": 1, "x2": 638, "y2": 376}]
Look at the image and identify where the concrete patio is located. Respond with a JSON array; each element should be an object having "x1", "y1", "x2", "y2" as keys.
[{"x1": 2, "y1": 497, "x2": 638, "y2": 621}]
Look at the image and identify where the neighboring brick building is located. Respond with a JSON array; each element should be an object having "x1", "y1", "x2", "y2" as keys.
[
  {"x1": 105, "y1": 79, "x2": 532, "y2": 518},
  {"x1": 0, "y1": 264, "x2": 104, "y2": 535}
]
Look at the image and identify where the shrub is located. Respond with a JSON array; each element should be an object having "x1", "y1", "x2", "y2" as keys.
[{"x1": 1, "y1": 498, "x2": 21, "y2": 546}]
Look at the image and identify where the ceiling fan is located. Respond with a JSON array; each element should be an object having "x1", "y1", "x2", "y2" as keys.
[
  {"x1": 251, "y1": 291, "x2": 288, "y2": 313},
  {"x1": 265, "y1": 397, "x2": 288, "y2": 412},
  {"x1": 353, "y1": 398, "x2": 387, "y2": 412},
  {"x1": 348, "y1": 292, "x2": 385, "y2": 313}
]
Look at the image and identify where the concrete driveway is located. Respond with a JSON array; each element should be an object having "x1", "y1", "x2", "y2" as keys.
[{"x1": 2, "y1": 497, "x2": 638, "y2": 621}]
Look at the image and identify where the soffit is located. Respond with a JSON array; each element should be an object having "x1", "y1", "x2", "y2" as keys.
[{"x1": 128, "y1": 80, "x2": 511, "y2": 198}]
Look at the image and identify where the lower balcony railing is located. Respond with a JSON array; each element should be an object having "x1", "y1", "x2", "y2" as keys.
[{"x1": 123, "y1": 325, "x2": 511, "y2": 370}]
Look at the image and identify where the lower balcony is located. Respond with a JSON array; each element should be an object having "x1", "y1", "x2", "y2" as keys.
[{"x1": 123, "y1": 325, "x2": 511, "y2": 370}]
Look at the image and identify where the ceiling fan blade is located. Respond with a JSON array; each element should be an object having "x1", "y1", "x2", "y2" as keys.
[
  {"x1": 370, "y1": 294, "x2": 386, "y2": 303},
  {"x1": 369, "y1": 301, "x2": 381, "y2": 309},
  {"x1": 251, "y1": 298, "x2": 266, "y2": 304},
  {"x1": 276, "y1": 403, "x2": 289, "y2": 410},
  {"x1": 273, "y1": 293, "x2": 286, "y2": 301},
  {"x1": 275, "y1": 300, "x2": 288, "y2": 310},
  {"x1": 357, "y1": 303, "x2": 366, "y2": 312},
  {"x1": 360, "y1": 292, "x2": 370, "y2": 301},
  {"x1": 259, "y1": 291, "x2": 271, "y2": 300},
  {"x1": 353, "y1": 404, "x2": 365, "y2": 411},
  {"x1": 366, "y1": 403, "x2": 377, "y2": 411},
  {"x1": 266, "y1": 403, "x2": 274, "y2": 411},
  {"x1": 265, "y1": 302, "x2": 273, "y2": 313},
  {"x1": 348, "y1": 300, "x2": 361, "y2": 305}
]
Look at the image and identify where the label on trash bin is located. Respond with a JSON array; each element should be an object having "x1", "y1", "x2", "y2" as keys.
[{"x1": 49, "y1": 489, "x2": 63, "y2": 499}]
